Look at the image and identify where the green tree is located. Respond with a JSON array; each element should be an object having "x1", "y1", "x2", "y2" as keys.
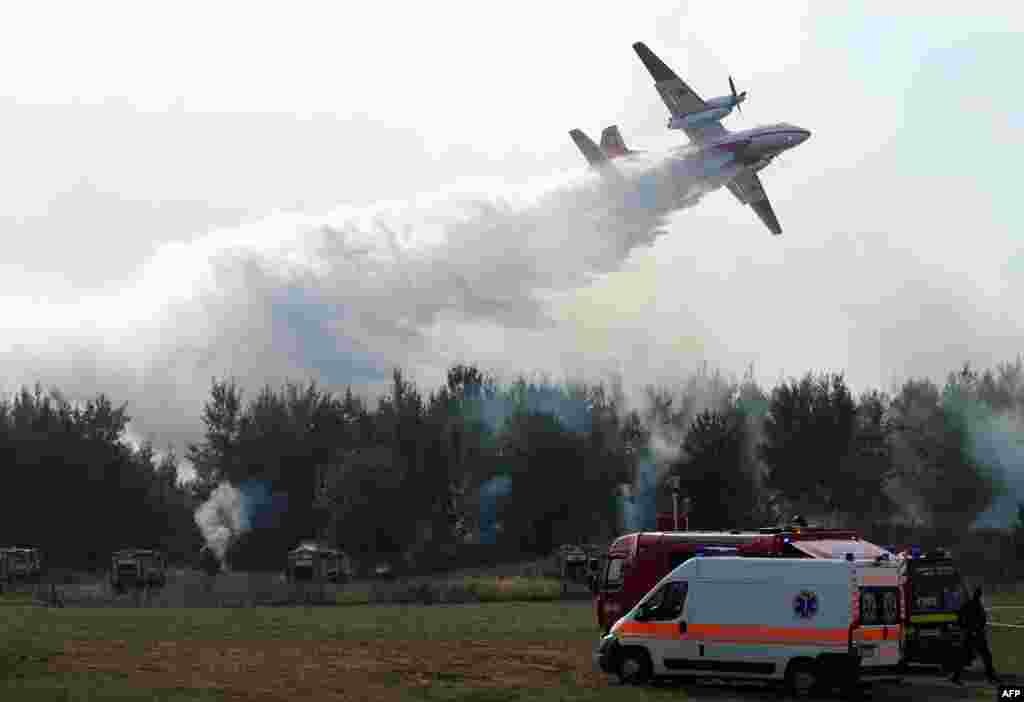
[
  {"x1": 759, "y1": 372, "x2": 857, "y2": 521},
  {"x1": 889, "y1": 372, "x2": 1001, "y2": 536},
  {"x1": 186, "y1": 379, "x2": 244, "y2": 501},
  {"x1": 673, "y1": 408, "x2": 758, "y2": 529}
]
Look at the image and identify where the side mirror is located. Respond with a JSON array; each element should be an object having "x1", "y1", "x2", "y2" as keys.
[{"x1": 679, "y1": 621, "x2": 687, "y2": 634}]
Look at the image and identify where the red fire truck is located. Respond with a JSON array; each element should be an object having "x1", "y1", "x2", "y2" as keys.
[{"x1": 593, "y1": 521, "x2": 891, "y2": 633}]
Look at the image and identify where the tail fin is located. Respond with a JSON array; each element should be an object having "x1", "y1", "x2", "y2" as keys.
[
  {"x1": 569, "y1": 128, "x2": 609, "y2": 167},
  {"x1": 569, "y1": 128, "x2": 625, "y2": 183},
  {"x1": 600, "y1": 125, "x2": 629, "y2": 158}
]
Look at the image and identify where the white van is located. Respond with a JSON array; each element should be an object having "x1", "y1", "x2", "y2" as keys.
[{"x1": 594, "y1": 556, "x2": 902, "y2": 696}]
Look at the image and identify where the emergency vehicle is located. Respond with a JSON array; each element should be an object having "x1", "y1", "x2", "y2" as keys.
[
  {"x1": 594, "y1": 526, "x2": 891, "y2": 633},
  {"x1": 594, "y1": 556, "x2": 903, "y2": 695},
  {"x1": 889, "y1": 546, "x2": 967, "y2": 670}
]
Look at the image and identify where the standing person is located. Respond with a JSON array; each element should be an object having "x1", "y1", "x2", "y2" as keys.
[
  {"x1": 199, "y1": 546, "x2": 220, "y2": 596},
  {"x1": 950, "y1": 586, "x2": 1001, "y2": 685}
]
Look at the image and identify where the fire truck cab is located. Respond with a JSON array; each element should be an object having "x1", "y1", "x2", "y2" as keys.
[
  {"x1": 890, "y1": 546, "x2": 967, "y2": 670},
  {"x1": 595, "y1": 530, "x2": 760, "y2": 632}
]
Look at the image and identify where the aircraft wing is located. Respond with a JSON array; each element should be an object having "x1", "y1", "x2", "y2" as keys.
[
  {"x1": 633, "y1": 42, "x2": 727, "y2": 143},
  {"x1": 726, "y1": 171, "x2": 783, "y2": 235}
]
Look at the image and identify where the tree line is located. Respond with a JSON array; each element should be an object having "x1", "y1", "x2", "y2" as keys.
[{"x1": 1, "y1": 356, "x2": 1022, "y2": 573}]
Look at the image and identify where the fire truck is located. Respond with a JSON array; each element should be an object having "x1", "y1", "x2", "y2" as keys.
[
  {"x1": 889, "y1": 546, "x2": 967, "y2": 670},
  {"x1": 593, "y1": 520, "x2": 891, "y2": 633}
]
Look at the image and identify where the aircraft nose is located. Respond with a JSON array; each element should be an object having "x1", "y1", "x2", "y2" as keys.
[{"x1": 798, "y1": 129, "x2": 811, "y2": 144}]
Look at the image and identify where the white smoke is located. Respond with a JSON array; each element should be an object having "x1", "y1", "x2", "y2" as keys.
[
  {"x1": 194, "y1": 482, "x2": 247, "y2": 563},
  {"x1": 0, "y1": 153, "x2": 703, "y2": 461}
]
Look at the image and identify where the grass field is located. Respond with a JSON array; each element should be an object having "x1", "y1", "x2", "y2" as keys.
[{"x1": 3, "y1": 592, "x2": 1023, "y2": 701}]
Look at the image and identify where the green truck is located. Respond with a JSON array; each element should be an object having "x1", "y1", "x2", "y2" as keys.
[
  {"x1": 0, "y1": 547, "x2": 43, "y2": 582},
  {"x1": 110, "y1": 549, "x2": 167, "y2": 593}
]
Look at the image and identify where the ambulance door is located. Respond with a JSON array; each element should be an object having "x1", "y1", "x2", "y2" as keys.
[{"x1": 635, "y1": 580, "x2": 694, "y2": 675}]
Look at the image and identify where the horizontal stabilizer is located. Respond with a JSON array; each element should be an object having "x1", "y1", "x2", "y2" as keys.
[
  {"x1": 569, "y1": 129, "x2": 624, "y2": 182},
  {"x1": 569, "y1": 128, "x2": 609, "y2": 166}
]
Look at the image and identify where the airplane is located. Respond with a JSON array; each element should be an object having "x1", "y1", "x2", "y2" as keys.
[{"x1": 569, "y1": 42, "x2": 811, "y2": 235}]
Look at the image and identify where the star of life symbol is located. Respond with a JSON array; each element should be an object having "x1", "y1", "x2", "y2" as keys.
[{"x1": 793, "y1": 590, "x2": 818, "y2": 619}]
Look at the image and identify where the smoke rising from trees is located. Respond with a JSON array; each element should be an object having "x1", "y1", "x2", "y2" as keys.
[{"x1": 0, "y1": 355, "x2": 1021, "y2": 577}]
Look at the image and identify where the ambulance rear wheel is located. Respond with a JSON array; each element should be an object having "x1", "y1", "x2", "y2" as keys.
[
  {"x1": 617, "y1": 647, "x2": 652, "y2": 685},
  {"x1": 784, "y1": 660, "x2": 817, "y2": 698}
]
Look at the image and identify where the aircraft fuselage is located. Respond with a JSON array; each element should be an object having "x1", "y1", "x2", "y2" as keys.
[{"x1": 673, "y1": 122, "x2": 810, "y2": 170}]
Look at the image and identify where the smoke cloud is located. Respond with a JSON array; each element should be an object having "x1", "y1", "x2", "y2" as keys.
[
  {"x1": 619, "y1": 450, "x2": 659, "y2": 533},
  {"x1": 478, "y1": 475, "x2": 513, "y2": 545},
  {"x1": 194, "y1": 480, "x2": 290, "y2": 562},
  {"x1": 194, "y1": 482, "x2": 245, "y2": 563},
  {"x1": 961, "y1": 410, "x2": 1024, "y2": 528},
  {"x1": 0, "y1": 153, "x2": 703, "y2": 465}
]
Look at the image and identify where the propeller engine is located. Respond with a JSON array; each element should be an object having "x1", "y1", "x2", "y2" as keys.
[{"x1": 728, "y1": 76, "x2": 747, "y2": 114}]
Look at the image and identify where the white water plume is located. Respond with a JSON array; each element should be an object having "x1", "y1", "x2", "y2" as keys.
[{"x1": 0, "y1": 154, "x2": 706, "y2": 454}]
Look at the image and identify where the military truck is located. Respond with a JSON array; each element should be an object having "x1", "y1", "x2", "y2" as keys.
[
  {"x1": 286, "y1": 542, "x2": 350, "y2": 583},
  {"x1": 0, "y1": 547, "x2": 43, "y2": 581},
  {"x1": 556, "y1": 544, "x2": 589, "y2": 584},
  {"x1": 110, "y1": 549, "x2": 167, "y2": 593}
]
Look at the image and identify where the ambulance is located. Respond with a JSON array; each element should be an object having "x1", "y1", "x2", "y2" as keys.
[
  {"x1": 594, "y1": 555, "x2": 903, "y2": 696},
  {"x1": 593, "y1": 525, "x2": 888, "y2": 633}
]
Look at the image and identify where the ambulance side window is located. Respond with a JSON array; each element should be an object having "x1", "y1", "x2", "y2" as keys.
[{"x1": 643, "y1": 581, "x2": 688, "y2": 621}]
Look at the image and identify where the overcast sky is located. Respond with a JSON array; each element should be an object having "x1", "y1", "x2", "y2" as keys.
[{"x1": 1, "y1": 2, "x2": 1021, "y2": 473}]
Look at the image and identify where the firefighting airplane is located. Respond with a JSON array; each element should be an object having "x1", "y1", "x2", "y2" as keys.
[{"x1": 569, "y1": 42, "x2": 811, "y2": 235}]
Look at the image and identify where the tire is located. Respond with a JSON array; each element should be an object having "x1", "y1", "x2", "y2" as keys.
[
  {"x1": 617, "y1": 647, "x2": 652, "y2": 685},
  {"x1": 784, "y1": 660, "x2": 818, "y2": 699}
]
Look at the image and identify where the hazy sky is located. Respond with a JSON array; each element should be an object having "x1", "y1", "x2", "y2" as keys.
[{"x1": 1, "y1": 1, "x2": 1021, "y2": 466}]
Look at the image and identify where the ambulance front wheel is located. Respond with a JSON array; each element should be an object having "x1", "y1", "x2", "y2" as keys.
[
  {"x1": 616, "y1": 647, "x2": 652, "y2": 685},
  {"x1": 784, "y1": 659, "x2": 818, "y2": 698}
]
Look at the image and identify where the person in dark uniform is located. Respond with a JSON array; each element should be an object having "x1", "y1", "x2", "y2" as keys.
[
  {"x1": 950, "y1": 586, "x2": 1000, "y2": 685},
  {"x1": 199, "y1": 546, "x2": 220, "y2": 595}
]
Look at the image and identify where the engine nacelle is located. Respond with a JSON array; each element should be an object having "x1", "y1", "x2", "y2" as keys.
[{"x1": 667, "y1": 106, "x2": 731, "y2": 130}]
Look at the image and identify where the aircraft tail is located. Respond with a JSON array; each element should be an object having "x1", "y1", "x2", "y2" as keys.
[
  {"x1": 600, "y1": 125, "x2": 629, "y2": 158},
  {"x1": 569, "y1": 128, "x2": 627, "y2": 183},
  {"x1": 569, "y1": 128, "x2": 609, "y2": 167}
]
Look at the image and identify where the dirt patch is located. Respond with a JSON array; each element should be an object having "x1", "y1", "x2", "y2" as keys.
[{"x1": 50, "y1": 638, "x2": 606, "y2": 701}]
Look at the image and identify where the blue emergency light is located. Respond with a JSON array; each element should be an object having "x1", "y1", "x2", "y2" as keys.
[{"x1": 910, "y1": 546, "x2": 922, "y2": 558}]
